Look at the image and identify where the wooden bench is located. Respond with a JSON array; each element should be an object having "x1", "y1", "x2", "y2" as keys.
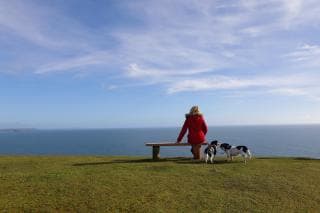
[{"x1": 145, "y1": 142, "x2": 208, "y2": 160}]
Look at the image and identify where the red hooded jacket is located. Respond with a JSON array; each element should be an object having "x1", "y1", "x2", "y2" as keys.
[{"x1": 177, "y1": 114, "x2": 208, "y2": 144}]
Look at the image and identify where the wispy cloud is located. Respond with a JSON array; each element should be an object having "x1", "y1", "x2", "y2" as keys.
[
  {"x1": 269, "y1": 87, "x2": 320, "y2": 101},
  {"x1": 269, "y1": 87, "x2": 307, "y2": 96},
  {"x1": 281, "y1": 0, "x2": 320, "y2": 28},
  {"x1": 285, "y1": 44, "x2": 320, "y2": 68},
  {"x1": 1, "y1": 0, "x2": 320, "y2": 101},
  {"x1": 165, "y1": 73, "x2": 320, "y2": 102},
  {"x1": 0, "y1": 0, "x2": 61, "y2": 48},
  {"x1": 166, "y1": 74, "x2": 317, "y2": 93},
  {"x1": 35, "y1": 51, "x2": 114, "y2": 74},
  {"x1": 0, "y1": 0, "x2": 91, "y2": 49}
]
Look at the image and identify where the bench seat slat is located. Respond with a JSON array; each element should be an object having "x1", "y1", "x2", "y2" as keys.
[
  {"x1": 145, "y1": 142, "x2": 208, "y2": 160},
  {"x1": 145, "y1": 142, "x2": 208, "y2": 146}
]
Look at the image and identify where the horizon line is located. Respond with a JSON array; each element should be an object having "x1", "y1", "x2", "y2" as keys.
[{"x1": 1, "y1": 123, "x2": 320, "y2": 130}]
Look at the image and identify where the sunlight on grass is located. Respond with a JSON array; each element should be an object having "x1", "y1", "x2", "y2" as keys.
[{"x1": 0, "y1": 156, "x2": 319, "y2": 212}]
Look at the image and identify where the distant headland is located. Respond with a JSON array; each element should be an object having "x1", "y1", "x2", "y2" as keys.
[{"x1": 0, "y1": 128, "x2": 36, "y2": 132}]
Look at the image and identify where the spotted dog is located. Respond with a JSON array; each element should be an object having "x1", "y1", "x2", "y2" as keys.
[
  {"x1": 204, "y1": 140, "x2": 218, "y2": 163},
  {"x1": 219, "y1": 142, "x2": 252, "y2": 164}
]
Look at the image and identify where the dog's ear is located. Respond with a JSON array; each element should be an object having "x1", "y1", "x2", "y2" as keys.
[{"x1": 211, "y1": 140, "x2": 218, "y2": 146}]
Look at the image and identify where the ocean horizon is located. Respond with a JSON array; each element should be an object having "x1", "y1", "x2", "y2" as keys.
[{"x1": 0, "y1": 124, "x2": 319, "y2": 159}]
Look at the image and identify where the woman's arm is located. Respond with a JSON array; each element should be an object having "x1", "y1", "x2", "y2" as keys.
[
  {"x1": 177, "y1": 119, "x2": 188, "y2": 143},
  {"x1": 202, "y1": 117, "x2": 208, "y2": 135}
]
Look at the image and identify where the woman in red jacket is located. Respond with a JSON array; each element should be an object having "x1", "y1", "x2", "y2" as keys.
[{"x1": 176, "y1": 106, "x2": 208, "y2": 159}]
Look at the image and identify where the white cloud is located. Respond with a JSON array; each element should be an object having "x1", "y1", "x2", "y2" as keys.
[
  {"x1": 166, "y1": 74, "x2": 319, "y2": 99},
  {"x1": 116, "y1": 0, "x2": 320, "y2": 99},
  {"x1": 281, "y1": 0, "x2": 320, "y2": 28},
  {"x1": 3, "y1": 0, "x2": 319, "y2": 73},
  {"x1": 167, "y1": 76, "x2": 251, "y2": 93},
  {"x1": 126, "y1": 64, "x2": 164, "y2": 78},
  {"x1": 0, "y1": 0, "x2": 99, "y2": 52},
  {"x1": 269, "y1": 87, "x2": 320, "y2": 101},
  {"x1": 269, "y1": 87, "x2": 307, "y2": 96},
  {"x1": 0, "y1": 1, "x2": 65, "y2": 48},
  {"x1": 1, "y1": 0, "x2": 320, "y2": 102},
  {"x1": 285, "y1": 44, "x2": 320, "y2": 68},
  {"x1": 126, "y1": 63, "x2": 215, "y2": 79},
  {"x1": 35, "y1": 51, "x2": 114, "y2": 74},
  {"x1": 282, "y1": 0, "x2": 303, "y2": 27}
]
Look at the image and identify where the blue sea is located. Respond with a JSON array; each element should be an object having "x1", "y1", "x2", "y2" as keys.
[{"x1": 0, "y1": 125, "x2": 319, "y2": 158}]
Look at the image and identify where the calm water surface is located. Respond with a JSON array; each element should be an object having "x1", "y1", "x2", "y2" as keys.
[{"x1": 0, "y1": 125, "x2": 319, "y2": 158}]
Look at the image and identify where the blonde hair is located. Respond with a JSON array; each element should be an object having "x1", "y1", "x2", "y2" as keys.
[{"x1": 188, "y1": 106, "x2": 202, "y2": 116}]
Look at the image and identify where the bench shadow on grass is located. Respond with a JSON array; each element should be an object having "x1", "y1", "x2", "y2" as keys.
[
  {"x1": 73, "y1": 158, "x2": 154, "y2": 166},
  {"x1": 72, "y1": 157, "x2": 232, "y2": 166}
]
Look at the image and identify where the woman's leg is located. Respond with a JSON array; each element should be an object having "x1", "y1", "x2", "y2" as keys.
[
  {"x1": 192, "y1": 144, "x2": 201, "y2": 160},
  {"x1": 191, "y1": 144, "x2": 196, "y2": 159}
]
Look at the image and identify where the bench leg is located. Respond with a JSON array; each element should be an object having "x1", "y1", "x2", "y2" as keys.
[{"x1": 152, "y1": 146, "x2": 160, "y2": 160}]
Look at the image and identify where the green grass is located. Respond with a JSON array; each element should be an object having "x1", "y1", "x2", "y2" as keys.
[{"x1": 0, "y1": 156, "x2": 319, "y2": 212}]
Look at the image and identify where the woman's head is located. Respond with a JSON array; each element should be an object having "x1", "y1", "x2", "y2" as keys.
[{"x1": 189, "y1": 105, "x2": 202, "y2": 116}]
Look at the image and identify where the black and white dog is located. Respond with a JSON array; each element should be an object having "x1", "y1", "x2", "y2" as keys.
[
  {"x1": 204, "y1": 140, "x2": 218, "y2": 163},
  {"x1": 219, "y1": 142, "x2": 252, "y2": 164}
]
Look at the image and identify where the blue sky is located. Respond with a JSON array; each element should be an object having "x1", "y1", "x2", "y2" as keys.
[{"x1": 1, "y1": 0, "x2": 320, "y2": 128}]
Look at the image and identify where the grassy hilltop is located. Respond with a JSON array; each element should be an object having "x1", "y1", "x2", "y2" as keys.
[{"x1": 0, "y1": 156, "x2": 319, "y2": 212}]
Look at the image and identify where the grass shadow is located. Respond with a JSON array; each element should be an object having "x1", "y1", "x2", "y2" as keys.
[
  {"x1": 73, "y1": 157, "x2": 198, "y2": 166},
  {"x1": 293, "y1": 157, "x2": 319, "y2": 161},
  {"x1": 256, "y1": 157, "x2": 319, "y2": 161},
  {"x1": 174, "y1": 159, "x2": 233, "y2": 165},
  {"x1": 73, "y1": 158, "x2": 155, "y2": 166},
  {"x1": 72, "y1": 157, "x2": 241, "y2": 166}
]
